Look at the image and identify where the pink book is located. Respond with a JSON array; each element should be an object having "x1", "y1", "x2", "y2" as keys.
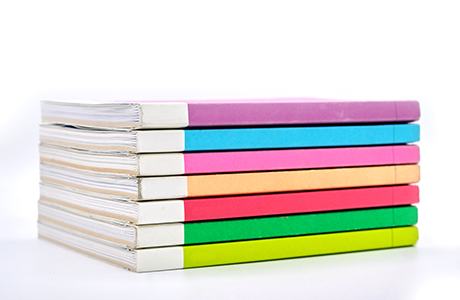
[{"x1": 40, "y1": 145, "x2": 420, "y2": 176}]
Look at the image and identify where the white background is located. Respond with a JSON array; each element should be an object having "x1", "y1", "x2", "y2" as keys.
[{"x1": 1, "y1": 1, "x2": 459, "y2": 299}]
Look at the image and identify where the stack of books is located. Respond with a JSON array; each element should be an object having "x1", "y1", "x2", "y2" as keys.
[{"x1": 38, "y1": 99, "x2": 421, "y2": 272}]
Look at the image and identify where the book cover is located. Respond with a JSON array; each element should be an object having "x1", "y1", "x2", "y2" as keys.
[
  {"x1": 38, "y1": 224, "x2": 419, "y2": 272},
  {"x1": 40, "y1": 164, "x2": 420, "y2": 200},
  {"x1": 38, "y1": 203, "x2": 418, "y2": 248},
  {"x1": 39, "y1": 123, "x2": 420, "y2": 153},
  {"x1": 41, "y1": 99, "x2": 421, "y2": 129},
  {"x1": 39, "y1": 184, "x2": 419, "y2": 224},
  {"x1": 40, "y1": 144, "x2": 420, "y2": 176}
]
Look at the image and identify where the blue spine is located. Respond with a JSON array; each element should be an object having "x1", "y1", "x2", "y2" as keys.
[{"x1": 184, "y1": 124, "x2": 420, "y2": 152}]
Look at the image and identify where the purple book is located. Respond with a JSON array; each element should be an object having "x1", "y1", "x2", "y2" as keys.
[{"x1": 41, "y1": 98, "x2": 420, "y2": 129}]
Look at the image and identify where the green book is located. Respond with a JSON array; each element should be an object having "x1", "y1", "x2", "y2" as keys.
[
  {"x1": 185, "y1": 206, "x2": 417, "y2": 244},
  {"x1": 38, "y1": 202, "x2": 417, "y2": 248}
]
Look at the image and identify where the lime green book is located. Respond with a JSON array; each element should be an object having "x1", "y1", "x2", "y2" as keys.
[{"x1": 38, "y1": 223, "x2": 418, "y2": 272}]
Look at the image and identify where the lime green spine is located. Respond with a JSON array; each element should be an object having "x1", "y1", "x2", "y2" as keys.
[
  {"x1": 184, "y1": 206, "x2": 417, "y2": 245},
  {"x1": 183, "y1": 226, "x2": 418, "y2": 268}
]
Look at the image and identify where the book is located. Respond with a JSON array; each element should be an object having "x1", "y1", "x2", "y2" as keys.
[
  {"x1": 41, "y1": 99, "x2": 421, "y2": 129},
  {"x1": 38, "y1": 98, "x2": 422, "y2": 273},
  {"x1": 40, "y1": 183, "x2": 419, "y2": 224},
  {"x1": 38, "y1": 223, "x2": 419, "y2": 272},
  {"x1": 39, "y1": 123, "x2": 420, "y2": 153},
  {"x1": 40, "y1": 144, "x2": 420, "y2": 176},
  {"x1": 38, "y1": 203, "x2": 418, "y2": 248},
  {"x1": 40, "y1": 163, "x2": 420, "y2": 200}
]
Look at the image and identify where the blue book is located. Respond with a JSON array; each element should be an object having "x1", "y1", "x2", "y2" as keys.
[{"x1": 39, "y1": 123, "x2": 419, "y2": 153}]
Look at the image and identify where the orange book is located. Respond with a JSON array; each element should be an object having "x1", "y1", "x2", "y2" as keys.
[{"x1": 40, "y1": 163, "x2": 420, "y2": 200}]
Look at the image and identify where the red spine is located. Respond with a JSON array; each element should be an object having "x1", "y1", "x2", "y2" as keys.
[{"x1": 184, "y1": 185, "x2": 419, "y2": 221}]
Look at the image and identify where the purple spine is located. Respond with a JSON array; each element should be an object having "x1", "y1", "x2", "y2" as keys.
[{"x1": 186, "y1": 100, "x2": 420, "y2": 127}]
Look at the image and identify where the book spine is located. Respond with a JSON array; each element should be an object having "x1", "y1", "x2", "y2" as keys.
[
  {"x1": 136, "y1": 227, "x2": 419, "y2": 272},
  {"x1": 44, "y1": 145, "x2": 419, "y2": 176},
  {"x1": 136, "y1": 124, "x2": 420, "y2": 153},
  {"x1": 136, "y1": 247, "x2": 184, "y2": 272},
  {"x1": 182, "y1": 206, "x2": 418, "y2": 245},
  {"x1": 184, "y1": 124, "x2": 420, "y2": 152},
  {"x1": 137, "y1": 223, "x2": 184, "y2": 248},
  {"x1": 181, "y1": 227, "x2": 418, "y2": 269},
  {"x1": 41, "y1": 164, "x2": 419, "y2": 200},
  {"x1": 186, "y1": 100, "x2": 420, "y2": 127},
  {"x1": 138, "y1": 200, "x2": 185, "y2": 224},
  {"x1": 139, "y1": 165, "x2": 420, "y2": 200},
  {"x1": 139, "y1": 176, "x2": 188, "y2": 200},
  {"x1": 43, "y1": 100, "x2": 421, "y2": 129},
  {"x1": 136, "y1": 130, "x2": 185, "y2": 153},
  {"x1": 184, "y1": 165, "x2": 419, "y2": 198},
  {"x1": 37, "y1": 222, "x2": 418, "y2": 272},
  {"x1": 138, "y1": 164, "x2": 420, "y2": 200},
  {"x1": 183, "y1": 185, "x2": 419, "y2": 222},
  {"x1": 137, "y1": 145, "x2": 420, "y2": 176},
  {"x1": 181, "y1": 145, "x2": 420, "y2": 175},
  {"x1": 40, "y1": 185, "x2": 419, "y2": 225},
  {"x1": 41, "y1": 206, "x2": 417, "y2": 248},
  {"x1": 138, "y1": 153, "x2": 185, "y2": 176},
  {"x1": 139, "y1": 103, "x2": 189, "y2": 128}
]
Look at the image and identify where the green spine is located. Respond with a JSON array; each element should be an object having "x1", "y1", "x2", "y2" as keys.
[{"x1": 184, "y1": 206, "x2": 418, "y2": 245}]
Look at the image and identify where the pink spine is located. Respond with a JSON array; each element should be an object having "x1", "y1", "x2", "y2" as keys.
[{"x1": 184, "y1": 145, "x2": 419, "y2": 174}]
